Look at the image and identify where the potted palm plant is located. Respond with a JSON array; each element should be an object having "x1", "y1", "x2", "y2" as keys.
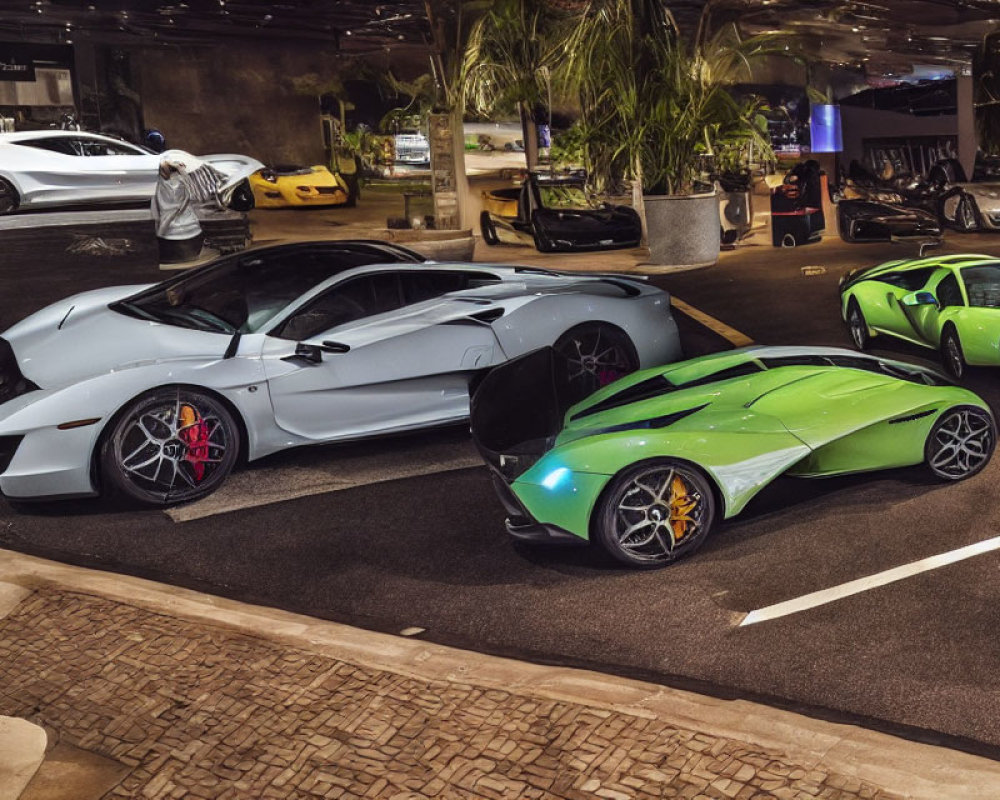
[{"x1": 562, "y1": 1, "x2": 781, "y2": 266}]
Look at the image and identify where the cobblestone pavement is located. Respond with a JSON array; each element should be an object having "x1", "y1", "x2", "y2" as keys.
[{"x1": 0, "y1": 590, "x2": 899, "y2": 800}]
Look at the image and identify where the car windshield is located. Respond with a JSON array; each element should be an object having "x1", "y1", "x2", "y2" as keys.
[
  {"x1": 113, "y1": 247, "x2": 393, "y2": 334},
  {"x1": 961, "y1": 265, "x2": 1000, "y2": 308},
  {"x1": 538, "y1": 183, "x2": 593, "y2": 210}
]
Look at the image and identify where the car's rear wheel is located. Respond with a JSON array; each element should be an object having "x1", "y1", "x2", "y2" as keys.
[
  {"x1": 595, "y1": 459, "x2": 716, "y2": 568},
  {"x1": 0, "y1": 178, "x2": 19, "y2": 215},
  {"x1": 846, "y1": 298, "x2": 871, "y2": 350},
  {"x1": 553, "y1": 323, "x2": 639, "y2": 401},
  {"x1": 955, "y1": 194, "x2": 980, "y2": 232},
  {"x1": 480, "y1": 211, "x2": 499, "y2": 245},
  {"x1": 101, "y1": 387, "x2": 239, "y2": 506},
  {"x1": 226, "y1": 179, "x2": 255, "y2": 212},
  {"x1": 925, "y1": 405, "x2": 995, "y2": 481},
  {"x1": 941, "y1": 325, "x2": 966, "y2": 379}
]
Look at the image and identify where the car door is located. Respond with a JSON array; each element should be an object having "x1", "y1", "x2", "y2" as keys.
[
  {"x1": 262, "y1": 269, "x2": 505, "y2": 441},
  {"x1": 861, "y1": 266, "x2": 940, "y2": 344},
  {"x1": 902, "y1": 269, "x2": 964, "y2": 347},
  {"x1": 73, "y1": 135, "x2": 159, "y2": 200}
]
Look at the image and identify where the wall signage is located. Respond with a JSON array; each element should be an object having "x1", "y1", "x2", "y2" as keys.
[{"x1": 0, "y1": 46, "x2": 36, "y2": 82}]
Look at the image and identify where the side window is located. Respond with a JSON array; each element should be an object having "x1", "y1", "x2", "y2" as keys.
[
  {"x1": 879, "y1": 267, "x2": 936, "y2": 291},
  {"x1": 400, "y1": 271, "x2": 468, "y2": 305},
  {"x1": 77, "y1": 137, "x2": 145, "y2": 156},
  {"x1": 399, "y1": 271, "x2": 502, "y2": 306},
  {"x1": 277, "y1": 273, "x2": 402, "y2": 341},
  {"x1": 936, "y1": 272, "x2": 964, "y2": 308},
  {"x1": 18, "y1": 137, "x2": 81, "y2": 156}
]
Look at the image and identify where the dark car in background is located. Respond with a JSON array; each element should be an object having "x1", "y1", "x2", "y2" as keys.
[{"x1": 480, "y1": 172, "x2": 641, "y2": 253}]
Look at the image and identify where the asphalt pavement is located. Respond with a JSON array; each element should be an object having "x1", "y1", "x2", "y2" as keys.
[{"x1": 6, "y1": 221, "x2": 1000, "y2": 762}]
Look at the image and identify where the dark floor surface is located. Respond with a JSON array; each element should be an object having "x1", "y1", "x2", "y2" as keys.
[{"x1": 5, "y1": 228, "x2": 1000, "y2": 758}]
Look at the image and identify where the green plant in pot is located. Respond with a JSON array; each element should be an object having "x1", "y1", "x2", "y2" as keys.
[{"x1": 562, "y1": 1, "x2": 783, "y2": 266}]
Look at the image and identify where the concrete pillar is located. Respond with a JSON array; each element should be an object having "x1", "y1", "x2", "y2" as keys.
[
  {"x1": 957, "y1": 71, "x2": 977, "y2": 180},
  {"x1": 73, "y1": 42, "x2": 100, "y2": 130}
]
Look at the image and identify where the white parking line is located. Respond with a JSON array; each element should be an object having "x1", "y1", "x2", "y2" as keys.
[
  {"x1": 166, "y1": 438, "x2": 482, "y2": 522},
  {"x1": 739, "y1": 535, "x2": 1000, "y2": 626},
  {"x1": 670, "y1": 297, "x2": 755, "y2": 347}
]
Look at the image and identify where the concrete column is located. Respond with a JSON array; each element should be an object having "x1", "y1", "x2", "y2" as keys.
[
  {"x1": 957, "y1": 71, "x2": 976, "y2": 179},
  {"x1": 73, "y1": 42, "x2": 100, "y2": 130}
]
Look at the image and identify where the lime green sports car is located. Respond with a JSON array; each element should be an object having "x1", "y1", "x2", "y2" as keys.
[
  {"x1": 840, "y1": 253, "x2": 1000, "y2": 378},
  {"x1": 471, "y1": 346, "x2": 995, "y2": 568}
]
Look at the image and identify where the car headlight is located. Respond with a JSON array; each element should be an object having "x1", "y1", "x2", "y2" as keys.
[{"x1": 259, "y1": 169, "x2": 277, "y2": 183}]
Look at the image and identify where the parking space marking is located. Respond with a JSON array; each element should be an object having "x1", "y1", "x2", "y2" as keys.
[
  {"x1": 670, "y1": 297, "x2": 755, "y2": 347},
  {"x1": 166, "y1": 440, "x2": 482, "y2": 522},
  {"x1": 739, "y1": 535, "x2": 1000, "y2": 626}
]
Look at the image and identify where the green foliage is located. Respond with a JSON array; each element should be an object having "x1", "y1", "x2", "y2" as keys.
[
  {"x1": 461, "y1": 0, "x2": 561, "y2": 122},
  {"x1": 561, "y1": 1, "x2": 784, "y2": 195},
  {"x1": 549, "y1": 122, "x2": 586, "y2": 170}
]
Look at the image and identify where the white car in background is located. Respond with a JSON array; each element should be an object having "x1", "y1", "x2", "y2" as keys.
[
  {"x1": 0, "y1": 130, "x2": 261, "y2": 214},
  {"x1": 0, "y1": 240, "x2": 681, "y2": 506}
]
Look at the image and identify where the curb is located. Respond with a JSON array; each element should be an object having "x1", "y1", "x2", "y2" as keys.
[
  {"x1": 0, "y1": 716, "x2": 47, "y2": 800},
  {"x1": 1, "y1": 550, "x2": 998, "y2": 799}
]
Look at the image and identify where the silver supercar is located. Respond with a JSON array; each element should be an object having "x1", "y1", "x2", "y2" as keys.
[{"x1": 0, "y1": 241, "x2": 681, "y2": 505}]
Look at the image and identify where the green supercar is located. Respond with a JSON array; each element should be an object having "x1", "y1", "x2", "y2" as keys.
[
  {"x1": 840, "y1": 252, "x2": 1000, "y2": 378},
  {"x1": 471, "y1": 346, "x2": 995, "y2": 568}
]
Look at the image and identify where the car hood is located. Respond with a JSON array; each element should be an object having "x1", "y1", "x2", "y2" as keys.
[
  {"x1": 559, "y1": 347, "x2": 944, "y2": 448},
  {"x1": 2, "y1": 285, "x2": 232, "y2": 389}
]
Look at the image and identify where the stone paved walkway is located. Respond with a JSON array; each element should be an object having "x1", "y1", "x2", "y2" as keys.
[{"x1": 0, "y1": 590, "x2": 898, "y2": 800}]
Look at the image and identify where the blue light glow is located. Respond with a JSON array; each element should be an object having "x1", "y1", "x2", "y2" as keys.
[
  {"x1": 810, "y1": 104, "x2": 843, "y2": 153},
  {"x1": 541, "y1": 467, "x2": 570, "y2": 490}
]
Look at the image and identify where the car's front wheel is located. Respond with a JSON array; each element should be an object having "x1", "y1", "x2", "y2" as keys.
[
  {"x1": 594, "y1": 459, "x2": 716, "y2": 568},
  {"x1": 941, "y1": 325, "x2": 966, "y2": 379},
  {"x1": 553, "y1": 323, "x2": 639, "y2": 401},
  {"x1": 846, "y1": 298, "x2": 871, "y2": 351},
  {"x1": 925, "y1": 405, "x2": 995, "y2": 481},
  {"x1": 101, "y1": 387, "x2": 239, "y2": 506},
  {"x1": 0, "y1": 178, "x2": 19, "y2": 215}
]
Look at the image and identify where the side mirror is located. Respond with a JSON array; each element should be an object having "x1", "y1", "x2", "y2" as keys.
[
  {"x1": 283, "y1": 340, "x2": 351, "y2": 366},
  {"x1": 902, "y1": 290, "x2": 938, "y2": 307}
]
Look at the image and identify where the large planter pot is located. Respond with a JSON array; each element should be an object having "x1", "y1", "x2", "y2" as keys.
[{"x1": 645, "y1": 190, "x2": 720, "y2": 268}]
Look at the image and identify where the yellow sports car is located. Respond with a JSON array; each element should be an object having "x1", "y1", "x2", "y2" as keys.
[{"x1": 249, "y1": 165, "x2": 353, "y2": 208}]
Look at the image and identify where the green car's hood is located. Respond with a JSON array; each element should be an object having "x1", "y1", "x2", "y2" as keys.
[{"x1": 559, "y1": 346, "x2": 953, "y2": 449}]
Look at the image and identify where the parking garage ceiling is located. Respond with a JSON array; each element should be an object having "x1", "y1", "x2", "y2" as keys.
[
  {"x1": 0, "y1": 0, "x2": 433, "y2": 52},
  {"x1": 0, "y1": 0, "x2": 998, "y2": 72}
]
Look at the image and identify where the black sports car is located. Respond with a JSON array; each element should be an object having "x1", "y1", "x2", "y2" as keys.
[
  {"x1": 480, "y1": 172, "x2": 641, "y2": 253},
  {"x1": 837, "y1": 198, "x2": 941, "y2": 244},
  {"x1": 834, "y1": 160, "x2": 943, "y2": 245}
]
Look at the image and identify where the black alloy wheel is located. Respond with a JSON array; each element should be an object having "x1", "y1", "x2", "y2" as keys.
[
  {"x1": 553, "y1": 323, "x2": 639, "y2": 402},
  {"x1": 595, "y1": 459, "x2": 716, "y2": 568},
  {"x1": 480, "y1": 211, "x2": 500, "y2": 245},
  {"x1": 941, "y1": 326, "x2": 966, "y2": 379},
  {"x1": 925, "y1": 405, "x2": 996, "y2": 481},
  {"x1": 0, "y1": 178, "x2": 19, "y2": 215},
  {"x1": 847, "y1": 299, "x2": 871, "y2": 351},
  {"x1": 101, "y1": 387, "x2": 239, "y2": 506}
]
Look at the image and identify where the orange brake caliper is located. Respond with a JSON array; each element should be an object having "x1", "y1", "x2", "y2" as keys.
[{"x1": 669, "y1": 475, "x2": 698, "y2": 541}]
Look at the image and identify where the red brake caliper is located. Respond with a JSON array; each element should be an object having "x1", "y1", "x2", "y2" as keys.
[{"x1": 178, "y1": 404, "x2": 212, "y2": 482}]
